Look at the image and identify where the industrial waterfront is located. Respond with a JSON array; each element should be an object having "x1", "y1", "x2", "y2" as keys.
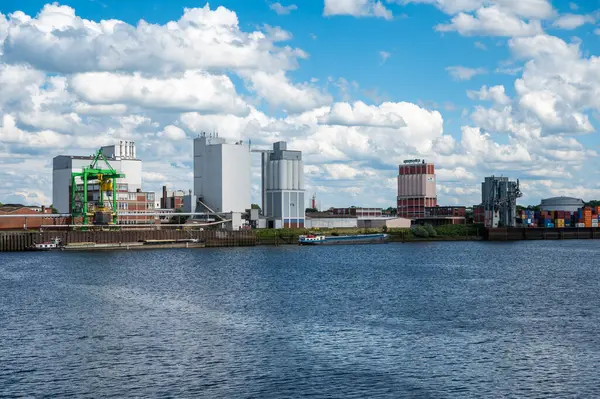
[
  {"x1": 1, "y1": 138, "x2": 599, "y2": 248},
  {"x1": 2, "y1": 242, "x2": 599, "y2": 398}
]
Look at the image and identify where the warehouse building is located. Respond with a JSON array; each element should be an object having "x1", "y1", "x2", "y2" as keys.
[
  {"x1": 305, "y1": 211, "x2": 411, "y2": 229},
  {"x1": 331, "y1": 207, "x2": 383, "y2": 218},
  {"x1": 397, "y1": 159, "x2": 437, "y2": 219},
  {"x1": 540, "y1": 196, "x2": 584, "y2": 213},
  {"x1": 0, "y1": 205, "x2": 70, "y2": 230}
]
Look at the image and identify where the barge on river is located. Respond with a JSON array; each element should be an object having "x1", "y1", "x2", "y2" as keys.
[{"x1": 298, "y1": 233, "x2": 389, "y2": 246}]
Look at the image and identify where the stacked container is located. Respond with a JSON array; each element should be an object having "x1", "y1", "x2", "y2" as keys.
[
  {"x1": 518, "y1": 209, "x2": 536, "y2": 227},
  {"x1": 584, "y1": 207, "x2": 593, "y2": 228}
]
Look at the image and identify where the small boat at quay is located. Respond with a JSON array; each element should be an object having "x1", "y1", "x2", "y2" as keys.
[
  {"x1": 298, "y1": 233, "x2": 389, "y2": 246},
  {"x1": 28, "y1": 237, "x2": 63, "y2": 251}
]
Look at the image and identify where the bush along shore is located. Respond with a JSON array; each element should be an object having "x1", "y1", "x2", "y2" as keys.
[{"x1": 254, "y1": 224, "x2": 484, "y2": 245}]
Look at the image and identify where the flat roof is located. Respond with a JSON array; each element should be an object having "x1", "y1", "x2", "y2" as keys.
[
  {"x1": 415, "y1": 216, "x2": 466, "y2": 220},
  {"x1": 54, "y1": 155, "x2": 141, "y2": 161},
  {"x1": 306, "y1": 212, "x2": 357, "y2": 219}
]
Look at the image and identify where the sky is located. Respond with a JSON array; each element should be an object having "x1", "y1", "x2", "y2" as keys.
[{"x1": 1, "y1": 0, "x2": 600, "y2": 209}]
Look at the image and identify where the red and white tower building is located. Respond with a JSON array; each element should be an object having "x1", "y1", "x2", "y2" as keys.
[{"x1": 397, "y1": 159, "x2": 437, "y2": 219}]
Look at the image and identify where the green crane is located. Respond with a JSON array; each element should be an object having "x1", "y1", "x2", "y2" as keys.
[{"x1": 71, "y1": 148, "x2": 125, "y2": 225}]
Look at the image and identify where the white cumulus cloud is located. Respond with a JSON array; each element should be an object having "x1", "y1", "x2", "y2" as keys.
[
  {"x1": 436, "y1": 6, "x2": 543, "y2": 37},
  {"x1": 270, "y1": 2, "x2": 298, "y2": 15},
  {"x1": 70, "y1": 71, "x2": 250, "y2": 116},
  {"x1": 1, "y1": 4, "x2": 305, "y2": 74},
  {"x1": 446, "y1": 66, "x2": 487, "y2": 80},
  {"x1": 467, "y1": 85, "x2": 511, "y2": 105},
  {"x1": 323, "y1": 0, "x2": 393, "y2": 20},
  {"x1": 552, "y1": 14, "x2": 595, "y2": 30},
  {"x1": 317, "y1": 101, "x2": 407, "y2": 128}
]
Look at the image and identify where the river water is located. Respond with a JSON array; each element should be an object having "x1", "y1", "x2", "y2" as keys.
[{"x1": 1, "y1": 241, "x2": 599, "y2": 398}]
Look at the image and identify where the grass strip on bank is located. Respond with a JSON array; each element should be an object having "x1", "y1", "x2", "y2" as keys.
[{"x1": 254, "y1": 224, "x2": 484, "y2": 241}]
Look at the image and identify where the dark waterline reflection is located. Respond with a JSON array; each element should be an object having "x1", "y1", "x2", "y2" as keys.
[{"x1": 1, "y1": 241, "x2": 599, "y2": 398}]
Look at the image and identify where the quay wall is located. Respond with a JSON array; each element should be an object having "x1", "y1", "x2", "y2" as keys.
[
  {"x1": 4, "y1": 227, "x2": 600, "y2": 251},
  {"x1": 0, "y1": 229, "x2": 256, "y2": 252},
  {"x1": 487, "y1": 227, "x2": 600, "y2": 241}
]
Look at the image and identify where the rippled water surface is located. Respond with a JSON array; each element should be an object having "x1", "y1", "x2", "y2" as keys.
[{"x1": 2, "y1": 241, "x2": 600, "y2": 398}]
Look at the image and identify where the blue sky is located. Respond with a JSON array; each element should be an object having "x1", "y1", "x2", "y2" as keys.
[{"x1": 1, "y1": 0, "x2": 600, "y2": 208}]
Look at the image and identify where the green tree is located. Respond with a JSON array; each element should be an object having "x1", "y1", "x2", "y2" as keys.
[
  {"x1": 411, "y1": 226, "x2": 429, "y2": 238},
  {"x1": 424, "y1": 224, "x2": 437, "y2": 237},
  {"x1": 585, "y1": 200, "x2": 600, "y2": 208},
  {"x1": 251, "y1": 203, "x2": 261, "y2": 210},
  {"x1": 305, "y1": 207, "x2": 318, "y2": 213}
]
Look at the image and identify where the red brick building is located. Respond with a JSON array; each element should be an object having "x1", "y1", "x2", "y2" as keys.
[
  {"x1": 76, "y1": 183, "x2": 156, "y2": 224},
  {"x1": 160, "y1": 186, "x2": 185, "y2": 210},
  {"x1": 425, "y1": 206, "x2": 466, "y2": 217},
  {"x1": 0, "y1": 206, "x2": 70, "y2": 230}
]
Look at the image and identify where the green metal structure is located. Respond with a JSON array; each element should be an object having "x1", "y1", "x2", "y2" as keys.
[{"x1": 71, "y1": 148, "x2": 125, "y2": 225}]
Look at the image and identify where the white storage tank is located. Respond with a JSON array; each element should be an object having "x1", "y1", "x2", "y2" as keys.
[
  {"x1": 292, "y1": 160, "x2": 298, "y2": 190},
  {"x1": 279, "y1": 160, "x2": 287, "y2": 190},
  {"x1": 273, "y1": 160, "x2": 280, "y2": 190},
  {"x1": 286, "y1": 160, "x2": 293, "y2": 190}
]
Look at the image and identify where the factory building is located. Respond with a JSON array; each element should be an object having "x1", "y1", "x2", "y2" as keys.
[
  {"x1": 52, "y1": 141, "x2": 155, "y2": 224},
  {"x1": 331, "y1": 207, "x2": 383, "y2": 218},
  {"x1": 260, "y1": 141, "x2": 305, "y2": 229},
  {"x1": 540, "y1": 197, "x2": 584, "y2": 213},
  {"x1": 193, "y1": 134, "x2": 251, "y2": 214},
  {"x1": 160, "y1": 186, "x2": 185, "y2": 210},
  {"x1": 397, "y1": 159, "x2": 437, "y2": 219},
  {"x1": 412, "y1": 206, "x2": 466, "y2": 226},
  {"x1": 481, "y1": 175, "x2": 521, "y2": 228}
]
